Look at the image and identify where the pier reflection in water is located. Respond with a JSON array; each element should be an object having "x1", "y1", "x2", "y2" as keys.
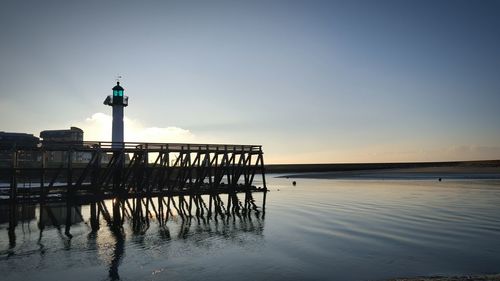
[{"x1": 0, "y1": 192, "x2": 265, "y2": 281}]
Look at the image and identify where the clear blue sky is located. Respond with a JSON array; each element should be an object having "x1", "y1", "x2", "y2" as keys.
[{"x1": 1, "y1": 0, "x2": 499, "y2": 163}]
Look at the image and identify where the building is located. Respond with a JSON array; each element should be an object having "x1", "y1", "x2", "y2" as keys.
[
  {"x1": 40, "y1": 127, "x2": 87, "y2": 163},
  {"x1": 0, "y1": 131, "x2": 39, "y2": 149},
  {"x1": 0, "y1": 132, "x2": 40, "y2": 165},
  {"x1": 40, "y1": 126, "x2": 83, "y2": 143}
]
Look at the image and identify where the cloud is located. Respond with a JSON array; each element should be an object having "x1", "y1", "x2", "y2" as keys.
[{"x1": 75, "y1": 112, "x2": 195, "y2": 143}]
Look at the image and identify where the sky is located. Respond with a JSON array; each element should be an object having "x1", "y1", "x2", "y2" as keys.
[{"x1": 0, "y1": 0, "x2": 499, "y2": 164}]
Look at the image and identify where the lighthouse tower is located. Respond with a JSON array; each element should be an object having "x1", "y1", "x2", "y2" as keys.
[{"x1": 103, "y1": 81, "x2": 129, "y2": 148}]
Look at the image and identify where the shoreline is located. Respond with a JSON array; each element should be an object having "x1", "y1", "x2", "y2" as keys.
[
  {"x1": 266, "y1": 160, "x2": 500, "y2": 180},
  {"x1": 274, "y1": 167, "x2": 500, "y2": 180},
  {"x1": 265, "y1": 160, "x2": 500, "y2": 174},
  {"x1": 388, "y1": 274, "x2": 500, "y2": 281}
]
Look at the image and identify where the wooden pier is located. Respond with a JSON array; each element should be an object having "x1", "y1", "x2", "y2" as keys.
[{"x1": 0, "y1": 141, "x2": 268, "y2": 210}]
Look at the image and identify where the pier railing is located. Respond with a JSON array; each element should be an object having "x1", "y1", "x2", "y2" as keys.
[{"x1": 0, "y1": 141, "x2": 268, "y2": 204}]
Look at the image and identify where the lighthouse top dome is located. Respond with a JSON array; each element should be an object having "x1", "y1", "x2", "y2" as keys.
[{"x1": 112, "y1": 81, "x2": 124, "y2": 91}]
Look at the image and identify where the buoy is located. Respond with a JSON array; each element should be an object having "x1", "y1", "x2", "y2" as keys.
[{"x1": 292, "y1": 181, "x2": 296, "y2": 186}]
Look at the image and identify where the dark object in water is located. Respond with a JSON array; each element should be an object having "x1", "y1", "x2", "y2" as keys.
[
  {"x1": 292, "y1": 181, "x2": 297, "y2": 186},
  {"x1": 438, "y1": 178, "x2": 442, "y2": 182}
]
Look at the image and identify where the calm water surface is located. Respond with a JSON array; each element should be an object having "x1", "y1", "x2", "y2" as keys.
[{"x1": 1, "y1": 176, "x2": 500, "y2": 281}]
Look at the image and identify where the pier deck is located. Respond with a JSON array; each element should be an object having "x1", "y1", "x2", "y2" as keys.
[{"x1": 0, "y1": 141, "x2": 268, "y2": 207}]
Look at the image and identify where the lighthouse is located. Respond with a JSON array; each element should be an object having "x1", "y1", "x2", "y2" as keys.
[{"x1": 103, "y1": 81, "x2": 128, "y2": 148}]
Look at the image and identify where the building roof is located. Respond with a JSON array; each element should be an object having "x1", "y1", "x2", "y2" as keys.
[
  {"x1": 40, "y1": 127, "x2": 83, "y2": 139},
  {"x1": 0, "y1": 131, "x2": 37, "y2": 138}
]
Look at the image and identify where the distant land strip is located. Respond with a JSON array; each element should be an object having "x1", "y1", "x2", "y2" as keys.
[
  {"x1": 388, "y1": 273, "x2": 500, "y2": 281},
  {"x1": 265, "y1": 160, "x2": 500, "y2": 174}
]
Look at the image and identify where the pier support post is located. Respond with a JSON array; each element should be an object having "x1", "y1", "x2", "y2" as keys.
[
  {"x1": 208, "y1": 194, "x2": 213, "y2": 218},
  {"x1": 10, "y1": 148, "x2": 18, "y2": 203},
  {"x1": 90, "y1": 202, "x2": 99, "y2": 232},
  {"x1": 67, "y1": 149, "x2": 73, "y2": 199},
  {"x1": 113, "y1": 149, "x2": 124, "y2": 196},
  {"x1": 262, "y1": 190, "x2": 267, "y2": 214},
  {"x1": 40, "y1": 150, "x2": 46, "y2": 202},
  {"x1": 65, "y1": 202, "x2": 73, "y2": 238},
  {"x1": 91, "y1": 147, "x2": 102, "y2": 196},
  {"x1": 8, "y1": 203, "x2": 17, "y2": 249}
]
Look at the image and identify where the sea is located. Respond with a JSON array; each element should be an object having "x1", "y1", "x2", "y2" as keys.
[{"x1": 1, "y1": 175, "x2": 500, "y2": 281}]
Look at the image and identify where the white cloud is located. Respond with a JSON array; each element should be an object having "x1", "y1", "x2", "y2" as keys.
[{"x1": 75, "y1": 112, "x2": 195, "y2": 143}]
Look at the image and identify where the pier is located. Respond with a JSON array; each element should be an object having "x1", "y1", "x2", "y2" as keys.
[{"x1": 0, "y1": 141, "x2": 268, "y2": 213}]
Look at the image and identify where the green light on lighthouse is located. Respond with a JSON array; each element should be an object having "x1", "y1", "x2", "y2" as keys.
[{"x1": 113, "y1": 89, "x2": 123, "y2": 97}]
